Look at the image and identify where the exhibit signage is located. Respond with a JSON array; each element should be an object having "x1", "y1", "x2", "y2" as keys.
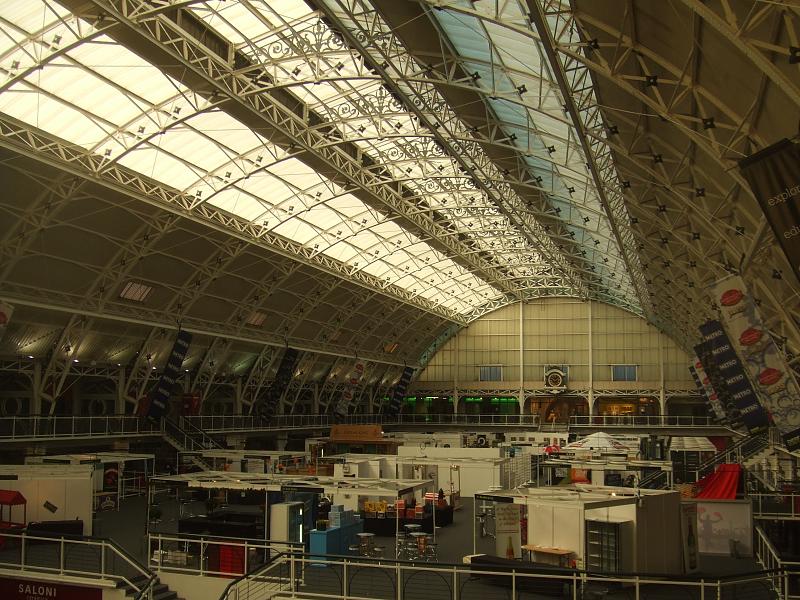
[
  {"x1": 711, "y1": 276, "x2": 800, "y2": 450},
  {"x1": 148, "y1": 329, "x2": 192, "y2": 419},
  {"x1": 679, "y1": 503, "x2": 699, "y2": 574},
  {"x1": 386, "y1": 366, "x2": 415, "y2": 416},
  {"x1": 494, "y1": 502, "x2": 522, "y2": 559},
  {"x1": 329, "y1": 424, "x2": 383, "y2": 442},
  {"x1": 739, "y1": 139, "x2": 800, "y2": 283},
  {"x1": 474, "y1": 493, "x2": 513, "y2": 503},
  {"x1": 698, "y1": 320, "x2": 768, "y2": 433},
  {"x1": 334, "y1": 362, "x2": 364, "y2": 419},
  {"x1": 689, "y1": 348, "x2": 726, "y2": 422},
  {"x1": 0, "y1": 576, "x2": 101, "y2": 600}
]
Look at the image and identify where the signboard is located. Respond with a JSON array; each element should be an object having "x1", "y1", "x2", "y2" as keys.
[
  {"x1": 334, "y1": 362, "x2": 365, "y2": 419},
  {"x1": 494, "y1": 502, "x2": 522, "y2": 559},
  {"x1": 329, "y1": 424, "x2": 383, "y2": 442},
  {"x1": 148, "y1": 330, "x2": 192, "y2": 419},
  {"x1": 281, "y1": 485, "x2": 324, "y2": 494},
  {"x1": 0, "y1": 300, "x2": 12, "y2": 339},
  {"x1": 739, "y1": 139, "x2": 800, "y2": 283},
  {"x1": 690, "y1": 349, "x2": 726, "y2": 422},
  {"x1": 0, "y1": 576, "x2": 101, "y2": 600},
  {"x1": 386, "y1": 366, "x2": 415, "y2": 416},
  {"x1": 680, "y1": 503, "x2": 699, "y2": 574},
  {"x1": 698, "y1": 320, "x2": 768, "y2": 433},
  {"x1": 474, "y1": 493, "x2": 514, "y2": 503},
  {"x1": 711, "y1": 276, "x2": 800, "y2": 449}
]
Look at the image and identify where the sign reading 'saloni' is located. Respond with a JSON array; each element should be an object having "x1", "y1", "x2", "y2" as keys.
[{"x1": 739, "y1": 139, "x2": 800, "y2": 283}]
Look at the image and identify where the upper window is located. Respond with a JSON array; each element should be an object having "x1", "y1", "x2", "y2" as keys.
[
  {"x1": 479, "y1": 365, "x2": 502, "y2": 382},
  {"x1": 611, "y1": 365, "x2": 638, "y2": 382}
]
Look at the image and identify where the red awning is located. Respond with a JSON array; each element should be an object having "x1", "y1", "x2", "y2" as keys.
[
  {"x1": 695, "y1": 464, "x2": 740, "y2": 499},
  {"x1": 0, "y1": 490, "x2": 26, "y2": 506}
]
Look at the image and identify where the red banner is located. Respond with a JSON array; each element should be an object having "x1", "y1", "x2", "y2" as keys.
[{"x1": 0, "y1": 577, "x2": 101, "y2": 600}]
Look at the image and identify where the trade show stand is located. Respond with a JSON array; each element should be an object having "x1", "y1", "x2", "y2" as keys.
[
  {"x1": 27, "y1": 452, "x2": 154, "y2": 512},
  {"x1": 541, "y1": 457, "x2": 673, "y2": 488},
  {"x1": 195, "y1": 450, "x2": 307, "y2": 474},
  {"x1": 0, "y1": 464, "x2": 94, "y2": 535},
  {"x1": 474, "y1": 484, "x2": 683, "y2": 575}
]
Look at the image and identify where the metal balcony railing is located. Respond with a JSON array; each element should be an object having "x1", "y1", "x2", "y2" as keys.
[
  {"x1": 569, "y1": 415, "x2": 717, "y2": 428},
  {"x1": 0, "y1": 415, "x2": 161, "y2": 441},
  {"x1": 185, "y1": 413, "x2": 540, "y2": 433},
  {"x1": 0, "y1": 532, "x2": 154, "y2": 597},
  {"x1": 220, "y1": 550, "x2": 791, "y2": 600}
]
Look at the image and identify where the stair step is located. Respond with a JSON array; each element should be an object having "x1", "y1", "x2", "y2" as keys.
[{"x1": 153, "y1": 590, "x2": 178, "y2": 600}]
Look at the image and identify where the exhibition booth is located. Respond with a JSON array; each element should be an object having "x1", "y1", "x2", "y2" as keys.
[
  {"x1": 541, "y1": 456, "x2": 673, "y2": 488},
  {"x1": 194, "y1": 450, "x2": 307, "y2": 474},
  {"x1": 0, "y1": 464, "x2": 94, "y2": 535},
  {"x1": 470, "y1": 484, "x2": 685, "y2": 575},
  {"x1": 27, "y1": 452, "x2": 154, "y2": 511}
]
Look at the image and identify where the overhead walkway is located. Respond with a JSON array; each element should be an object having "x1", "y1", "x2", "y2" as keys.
[{"x1": 569, "y1": 415, "x2": 732, "y2": 436}]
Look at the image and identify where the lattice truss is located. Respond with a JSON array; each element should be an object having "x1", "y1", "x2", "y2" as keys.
[
  {"x1": 0, "y1": 0, "x2": 799, "y2": 373},
  {"x1": 398, "y1": 0, "x2": 800, "y2": 355}
]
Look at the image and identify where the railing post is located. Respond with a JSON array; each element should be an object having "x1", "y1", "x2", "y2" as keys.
[
  {"x1": 511, "y1": 569, "x2": 516, "y2": 599},
  {"x1": 101, "y1": 541, "x2": 106, "y2": 578},
  {"x1": 452, "y1": 566, "x2": 458, "y2": 600},
  {"x1": 20, "y1": 533, "x2": 25, "y2": 569},
  {"x1": 396, "y1": 562, "x2": 402, "y2": 600},
  {"x1": 343, "y1": 559, "x2": 348, "y2": 600},
  {"x1": 60, "y1": 537, "x2": 65, "y2": 574},
  {"x1": 635, "y1": 576, "x2": 639, "y2": 600}
]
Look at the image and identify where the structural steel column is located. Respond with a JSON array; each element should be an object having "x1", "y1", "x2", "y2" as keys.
[{"x1": 587, "y1": 301, "x2": 594, "y2": 416}]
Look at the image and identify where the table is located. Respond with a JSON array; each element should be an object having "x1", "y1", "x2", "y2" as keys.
[{"x1": 521, "y1": 544, "x2": 573, "y2": 567}]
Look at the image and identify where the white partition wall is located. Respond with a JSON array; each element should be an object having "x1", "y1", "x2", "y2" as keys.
[{"x1": 0, "y1": 465, "x2": 94, "y2": 534}]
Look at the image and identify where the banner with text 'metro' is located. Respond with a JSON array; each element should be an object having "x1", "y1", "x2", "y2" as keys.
[
  {"x1": 739, "y1": 139, "x2": 800, "y2": 283},
  {"x1": 147, "y1": 330, "x2": 192, "y2": 419},
  {"x1": 689, "y1": 352, "x2": 726, "y2": 423},
  {"x1": 386, "y1": 366, "x2": 414, "y2": 416},
  {"x1": 694, "y1": 341, "x2": 738, "y2": 426},
  {"x1": 699, "y1": 320, "x2": 768, "y2": 434},
  {"x1": 711, "y1": 276, "x2": 800, "y2": 450}
]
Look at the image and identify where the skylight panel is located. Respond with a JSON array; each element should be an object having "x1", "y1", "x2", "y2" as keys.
[{"x1": 119, "y1": 281, "x2": 153, "y2": 302}]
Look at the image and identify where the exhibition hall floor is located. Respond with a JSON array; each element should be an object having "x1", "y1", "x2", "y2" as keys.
[{"x1": 77, "y1": 496, "x2": 776, "y2": 600}]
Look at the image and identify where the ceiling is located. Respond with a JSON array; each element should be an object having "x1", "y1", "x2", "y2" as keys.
[{"x1": 0, "y1": 0, "x2": 798, "y2": 403}]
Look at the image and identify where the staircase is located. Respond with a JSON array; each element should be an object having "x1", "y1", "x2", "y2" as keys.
[
  {"x1": 120, "y1": 575, "x2": 184, "y2": 600},
  {"x1": 161, "y1": 417, "x2": 223, "y2": 470},
  {"x1": 692, "y1": 430, "x2": 769, "y2": 482}
]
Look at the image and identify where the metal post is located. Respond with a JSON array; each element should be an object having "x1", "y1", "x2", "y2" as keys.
[
  {"x1": 60, "y1": 537, "x2": 65, "y2": 573},
  {"x1": 511, "y1": 569, "x2": 516, "y2": 600},
  {"x1": 396, "y1": 562, "x2": 402, "y2": 600},
  {"x1": 101, "y1": 541, "x2": 106, "y2": 577},
  {"x1": 452, "y1": 566, "x2": 458, "y2": 600},
  {"x1": 20, "y1": 533, "x2": 25, "y2": 569},
  {"x1": 343, "y1": 559, "x2": 348, "y2": 600}
]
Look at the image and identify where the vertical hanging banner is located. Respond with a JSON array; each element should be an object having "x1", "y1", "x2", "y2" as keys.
[
  {"x1": 689, "y1": 354, "x2": 726, "y2": 423},
  {"x1": 695, "y1": 341, "x2": 739, "y2": 427},
  {"x1": 334, "y1": 362, "x2": 364, "y2": 419},
  {"x1": 0, "y1": 300, "x2": 13, "y2": 339},
  {"x1": 711, "y1": 276, "x2": 800, "y2": 449},
  {"x1": 739, "y1": 139, "x2": 800, "y2": 283},
  {"x1": 147, "y1": 330, "x2": 192, "y2": 419},
  {"x1": 386, "y1": 366, "x2": 414, "y2": 416},
  {"x1": 698, "y1": 320, "x2": 768, "y2": 433},
  {"x1": 256, "y1": 348, "x2": 299, "y2": 418}
]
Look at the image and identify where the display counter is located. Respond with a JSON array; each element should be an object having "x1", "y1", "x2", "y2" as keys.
[{"x1": 309, "y1": 520, "x2": 364, "y2": 561}]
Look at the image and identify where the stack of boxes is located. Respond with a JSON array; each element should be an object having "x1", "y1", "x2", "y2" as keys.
[{"x1": 328, "y1": 504, "x2": 358, "y2": 528}]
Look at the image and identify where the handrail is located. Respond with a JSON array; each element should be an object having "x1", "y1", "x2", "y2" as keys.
[
  {"x1": 569, "y1": 415, "x2": 718, "y2": 427},
  {"x1": 178, "y1": 416, "x2": 224, "y2": 450},
  {"x1": 221, "y1": 550, "x2": 791, "y2": 600},
  {"x1": 0, "y1": 531, "x2": 154, "y2": 596},
  {"x1": 695, "y1": 431, "x2": 768, "y2": 479},
  {"x1": 0, "y1": 415, "x2": 160, "y2": 441},
  {"x1": 220, "y1": 549, "x2": 296, "y2": 600}
]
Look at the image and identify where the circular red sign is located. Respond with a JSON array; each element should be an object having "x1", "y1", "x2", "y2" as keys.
[
  {"x1": 739, "y1": 328, "x2": 763, "y2": 346},
  {"x1": 759, "y1": 368, "x2": 782, "y2": 386},
  {"x1": 720, "y1": 289, "x2": 744, "y2": 306}
]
